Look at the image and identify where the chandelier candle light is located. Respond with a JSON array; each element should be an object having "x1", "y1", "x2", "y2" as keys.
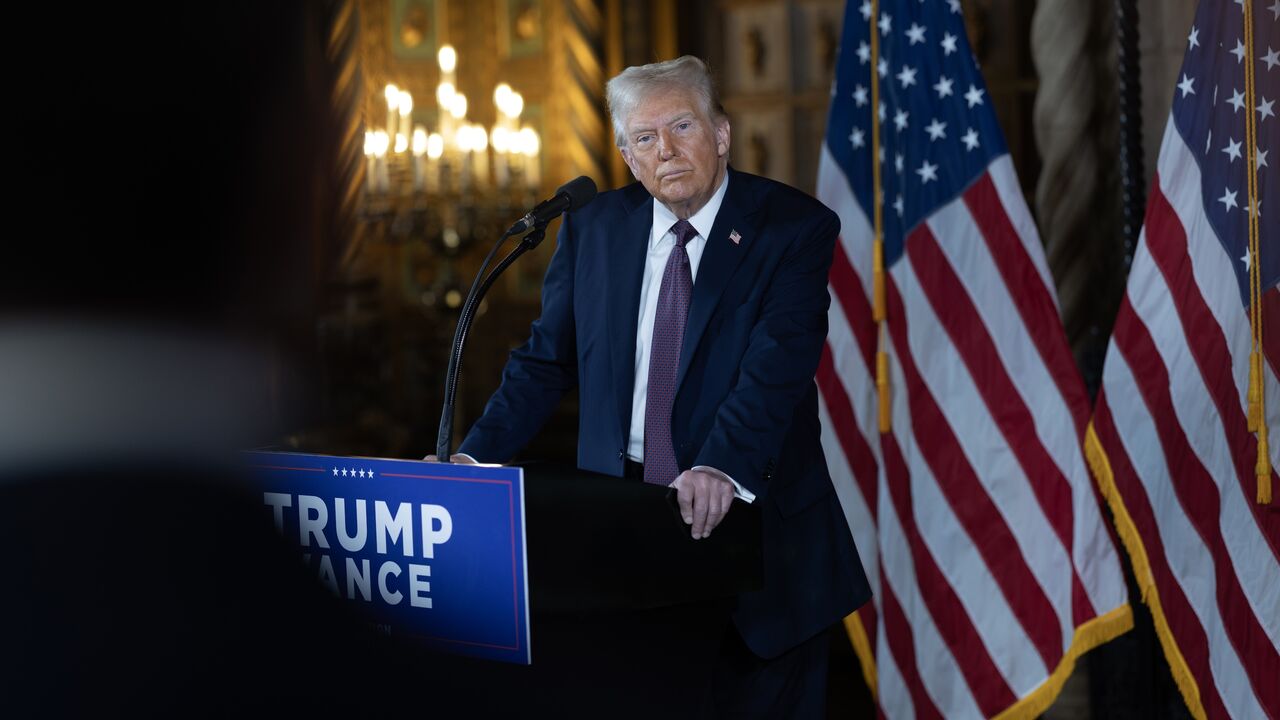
[{"x1": 364, "y1": 44, "x2": 541, "y2": 197}]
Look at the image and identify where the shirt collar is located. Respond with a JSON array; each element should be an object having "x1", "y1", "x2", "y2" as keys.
[{"x1": 650, "y1": 169, "x2": 730, "y2": 248}]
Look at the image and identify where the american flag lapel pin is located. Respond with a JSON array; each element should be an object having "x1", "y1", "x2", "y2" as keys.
[{"x1": 729, "y1": 229, "x2": 741, "y2": 245}]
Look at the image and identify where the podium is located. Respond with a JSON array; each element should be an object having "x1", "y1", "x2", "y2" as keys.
[
  {"x1": 429, "y1": 462, "x2": 764, "y2": 715},
  {"x1": 517, "y1": 460, "x2": 762, "y2": 610},
  {"x1": 245, "y1": 452, "x2": 764, "y2": 716}
]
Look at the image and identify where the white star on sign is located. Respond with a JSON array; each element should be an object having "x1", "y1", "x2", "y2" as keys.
[
  {"x1": 1262, "y1": 47, "x2": 1280, "y2": 71},
  {"x1": 332, "y1": 467, "x2": 339, "y2": 476},
  {"x1": 879, "y1": 12, "x2": 892, "y2": 36},
  {"x1": 853, "y1": 84, "x2": 869, "y2": 106},
  {"x1": 341, "y1": 468, "x2": 349, "y2": 476},
  {"x1": 1228, "y1": 88, "x2": 1246, "y2": 112},
  {"x1": 916, "y1": 160, "x2": 939, "y2": 184},
  {"x1": 965, "y1": 84, "x2": 985, "y2": 108},
  {"x1": 906, "y1": 23, "x2": 926, "y2": 45},
  {"x1": 894, "y1": 109, "x2": 909, "y2": 130},
  {"x1": 1258, "y1": 149, "x2": 1270, "y2": 170},
  {"x1": 934, "y1": 75, "x2": 954, "y2": 98},
  {"x1": 1188, "y1": 27, "x2": 1200, "y2": 50},
  {"x1": 1259, "y1": 97, "x2": 1276, "y2": 122},
  {"x1": 941, "y1": 32, "x2": 958, "y2": 56},
  {"x1": 962, "y1": 127, "x2": 980, "y2": 150},
  {"x1": 1219, "y1": 187, "x2": 1238, "y2": 211},
  {"x1": 368, "y1": 469, "x2": 376, "y2": 478},
  {"x1": 1177, "y1": 74, "x2": 1195, "y2": 98},
  {"x1": 1231, "y1": 39, "x2": 1246, "y2": 63},
  {"x1": 897, "y1": 65, "x2": 918, "y2": 88},
  {"x1": 925, "y1": 118, "x2": 947, "y2": 140},
  {"x1": 1223, "y1": 138, "x2": 1243, "y2": 162},
  {"x1": 850, "y1": 127, "x2": 866, "y2": 148},
  {"x1": 857, "y1": 41, "x2": 870, "y2": 64}
]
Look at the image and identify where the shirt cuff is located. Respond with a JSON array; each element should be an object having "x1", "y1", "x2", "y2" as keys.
[{"x1": 691, "y1": 465, "x2": 756, "y2": 503}]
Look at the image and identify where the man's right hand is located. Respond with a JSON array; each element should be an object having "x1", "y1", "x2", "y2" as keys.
[{"x1": 423, "y1": 454, "x2": 478, "y2": 463}]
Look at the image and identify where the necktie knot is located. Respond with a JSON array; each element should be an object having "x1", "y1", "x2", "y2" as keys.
[{"x1": 670, "y1": 219, "x2": 697, "y2": 248}]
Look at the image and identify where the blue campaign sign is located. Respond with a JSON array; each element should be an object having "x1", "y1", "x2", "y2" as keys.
[{"x1": 244, "y1": 451, "x2": 530, "y2": 665}]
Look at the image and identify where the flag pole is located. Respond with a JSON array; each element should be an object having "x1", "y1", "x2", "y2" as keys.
[
  {"x1": 869, "y1": 0, "x2": 891, "y2": 433},
  {"x1": 1115, "y1": 0, "x2": 1145, "y2": 270}
]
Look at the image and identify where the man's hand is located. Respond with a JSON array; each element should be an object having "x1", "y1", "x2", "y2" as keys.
[
  {"x1": 423, "y1": 454, "x2": 478, "y2": 464},
  {"x1": 671, "y1": 469, "x2": 734, "y2": 540}
]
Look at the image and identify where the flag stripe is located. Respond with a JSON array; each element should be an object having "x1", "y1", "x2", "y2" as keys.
[
  {"x1": 985, "y1": 155, "x2": 1059, "y2": 310},
  {"x1": 962, "y1": 174, "x2": 1092, "y2": 431},
  {"x1": 895, "y1": 245, "x2": 1072, "y2": 677},
  {"x1": 879, "y1": 428, "x2": 988, "y2": 718},
  {"x1": 1143, "y1": 174, "x2": 1280, "y2": 567},
  {"x1": 1109, "y1": 292, "x2": 1280, "y2": 712},
  {"x1": 830, "y1": 239, "x2": 879, "y2": 369},
  {"x1": 823, "y1": 297, "x2": 883, "y2": 605},
  {"x1": 1151, "y1": 121, "x2": 1280, "y2": 475},
  {"x1": 908, "y1": 221, "x2": 1092, "y2": 644},
  {"x1": 883, "y1": 277, "x2": 1022, "y2": 714},
  {"x1": 924, "y1": 192, "x2": 1118, "y2": 628},
  {"x1": 1100, "y1": 346, "x2": 1269, "y2": 720},
  {"x1": 818, "y1": 345, "x2": 879, "y2": 519},
  {"x1": 879, "y1": 567, "x2": 945, "y2": 720},
  {"x1": 875, "y1": 621, "x2": 914, "y2": 720},
  {"x1": 1265, "y1": 289, "x2": 1279, "y2": 374},
  {"x1": 1092, "y1": 395, "x2": 1233, "y2": 720}
]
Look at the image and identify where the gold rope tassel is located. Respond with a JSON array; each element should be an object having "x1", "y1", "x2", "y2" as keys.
[
  {"x1": 877, "y1": 340, "x2": 891, "y2": 432},
  {"x1": 1248, "y1": 352, "x2": 1263, "y2": 431},
  {"x1": 1259, "y1": 428, "x2": 1273, "y2": 505},
  {"x1": 1243, "y1": 0, "x2": 1272, "y2": 503}
]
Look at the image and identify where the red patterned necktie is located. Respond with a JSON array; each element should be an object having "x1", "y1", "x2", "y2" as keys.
[{"x1": 643, "y1": 219, "x2": 696, "y2": 485}]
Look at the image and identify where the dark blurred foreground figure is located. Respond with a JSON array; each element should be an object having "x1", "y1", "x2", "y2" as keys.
[{"x1": 0, "y1": 1, "x2": 354, "y2": 713}]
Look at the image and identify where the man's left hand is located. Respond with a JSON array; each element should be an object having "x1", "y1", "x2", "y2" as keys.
[{"x1": 671, "y1": 469, "x2": 735, "y2": 540}]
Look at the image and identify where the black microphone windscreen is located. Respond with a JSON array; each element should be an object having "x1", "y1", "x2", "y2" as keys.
[{"x1": 557, "y1": 176, "x2": 598, "y2": 212}]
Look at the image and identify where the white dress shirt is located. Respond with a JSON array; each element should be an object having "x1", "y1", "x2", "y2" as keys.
[{"x1": 626, "y1": 173, "x2": 755, "y2": 502}]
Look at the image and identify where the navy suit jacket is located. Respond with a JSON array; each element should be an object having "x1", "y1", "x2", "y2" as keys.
[{"x1": 460, "y1": 168, "x2": 871, "y2": 658}]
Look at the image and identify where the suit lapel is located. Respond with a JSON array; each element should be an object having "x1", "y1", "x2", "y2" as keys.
[
  {"x1": 676, "y1": 169, "x2": 760, "y2": 392},
  {"x1": 608, "y1": 184, "x2": 654, "y2": 443}
]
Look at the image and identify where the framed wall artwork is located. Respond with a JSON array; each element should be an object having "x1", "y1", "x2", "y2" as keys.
[
  {"x1": 721, "y1": 3, "x2": 790, "y2": 95},
  {"x1": 390, "y1": 0, "x2": 440, "y2": 60},
  {"x1": 498, "y1": 0, "x2": 544, "y2": 59}
]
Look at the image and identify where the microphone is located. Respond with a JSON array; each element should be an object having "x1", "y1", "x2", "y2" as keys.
[{"x1": 507, "y1": 176, "x2": 597, "y2": 234}]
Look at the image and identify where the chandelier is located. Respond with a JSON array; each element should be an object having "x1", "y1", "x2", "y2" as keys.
[{"x1": 359, "y1": 44, "x2": 543, "y2": 307}]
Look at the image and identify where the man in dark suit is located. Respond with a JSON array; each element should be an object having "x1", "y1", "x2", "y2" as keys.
[{"x1": 444, "y1": 56, "x2": 870, "y2": 716}]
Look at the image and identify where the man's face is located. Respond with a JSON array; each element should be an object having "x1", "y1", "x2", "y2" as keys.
[{"x1": 620, "y1": 86, "x2": 730, "y2": 219}]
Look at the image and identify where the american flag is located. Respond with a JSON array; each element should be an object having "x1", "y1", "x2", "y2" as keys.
[
  {"x1": 815, "y1": 0, "x2": 1131, "y2": 716},
  {"x1": 1086, "y1": 1, "x2": 1279, "y2": 718}
]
